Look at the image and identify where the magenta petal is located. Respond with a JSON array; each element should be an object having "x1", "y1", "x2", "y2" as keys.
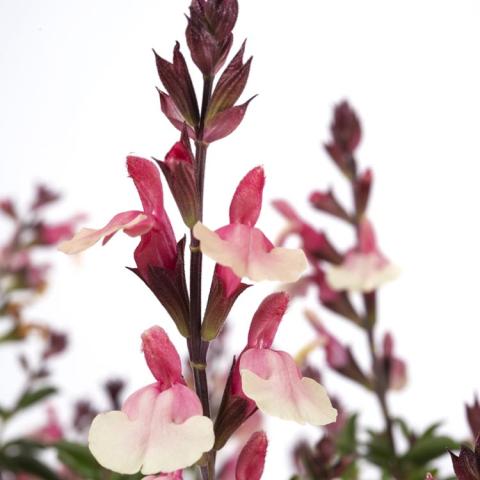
[
  {"x1": 247, "y1": 292, "x2": 289, "y2": 349},
  {"x1": 358, "y1": 219, "x2": 378, "y2": 253},
  {"x1": 127, "y1": 156, "x2": 166, "y2": 217},
  {"x1": 142, "y1": 327, "x2": 183, "y2": 389},
  {"x1": 229, "y1": 166, "x2": 265, "y2": 227}
]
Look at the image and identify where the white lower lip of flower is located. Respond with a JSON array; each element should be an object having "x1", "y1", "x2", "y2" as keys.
[
  {"x1": 88, "y1": 384, "x2": 214, "y2": 475},
  {"x1": 239, "y1": 349, "x2": 337, "y2": 426},
  {"x1": 326, "y1": 253, "x2": 400, "y2": 292}
]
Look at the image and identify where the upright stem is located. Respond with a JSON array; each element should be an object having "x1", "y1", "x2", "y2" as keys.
[
  {"x1": 364, "y1": 292, "x2": 396, "y2": 457},
  {"x1": 350, "y1": 170, "x2": 397, "y2": 458},
  {"x1": 188, "y1": 75, "x2": 215, "y2": 480}
]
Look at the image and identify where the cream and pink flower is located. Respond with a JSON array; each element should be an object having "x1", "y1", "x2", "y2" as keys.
[
  {"x1": 59, "y1": 156, "x2": 177, "y2": 276},
  {"x1": 233, "y1": 292, "x2": 337, "y2": 426},
  {"x1": 193, "y1": 167, "x2": 308, "y2": 290},
  {"x1": 326, "y1": 219, "x2": 399, "y2": 292},
  {"x1": 88, "y1": 326, "x2": 214, "y2": 475}
]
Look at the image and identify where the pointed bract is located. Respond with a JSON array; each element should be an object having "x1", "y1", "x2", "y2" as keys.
[{"x1": 203, "y1": 98, "x2": 254, "y2": 143}]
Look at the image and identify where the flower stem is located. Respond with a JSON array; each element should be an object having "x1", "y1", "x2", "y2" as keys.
[
  {"x1": 349, "y1": 170, "x2": 397, "y2": 459},
  {"x1": 188, "y1": 75, "x2": 214, "y2": 480}
]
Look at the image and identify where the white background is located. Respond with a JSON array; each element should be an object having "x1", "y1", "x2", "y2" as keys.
[{"x1": 1, "y1": 0, "x2": 480, "y2": 478}]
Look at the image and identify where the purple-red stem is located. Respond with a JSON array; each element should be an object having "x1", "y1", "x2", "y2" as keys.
[{"x1": 188, "y1": 74, "x2": 215, "y2": 480}]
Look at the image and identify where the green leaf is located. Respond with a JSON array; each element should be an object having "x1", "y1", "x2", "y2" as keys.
[
  {"x1": 53, "y1": 441, "x2": 102, "y2": 479},
  {"x1": 403, "y1": 435, "x2": 459, "y2": 465},
  {"x1": 0, "y1": 450, "x2": 60, "y2": 480},
  {"x1": 365, "y1": 429, "x2": 396, "y2": 470},
  {"x1": 15, "y1": 386, "x2": 57, "y2": 412},
  {"x1": 336, "y1": 414, "x2": 358, "y2": 455}
]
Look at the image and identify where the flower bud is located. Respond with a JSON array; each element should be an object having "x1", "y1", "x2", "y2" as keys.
[
  {"x1": 201, "y1": 266, "x2": 249, "y2": 341},
  {"x1": 186, "y1": 0, "x2": 238, "y2": 76},
  {"x1": 331, "y1": 101, "x2": 361, "y2": 155},
  {"x1": 354, "y1": 168, "x2": 373, "y2": 218},
  {"x1": 467, "y1": 396, "x2": 480, "y2": 439},
  {"x1": 158, "y1": 136, "x2": 199, "y2": 228},
  {"x1": 309, "y1": 189, "x2": 352, "y2": 223},
  {"x1": 235, "y1": 431, "x2": 268, "y2": 480}
]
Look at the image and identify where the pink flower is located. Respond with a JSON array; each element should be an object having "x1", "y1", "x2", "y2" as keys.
[
  {"x1": 88, "y1": 326, "x2": 214, "y2": 475},
  {"x1": 143, "y1": 472, "x2": 183, "y2": 480},
  {"x1": 381, "y1": 333, "x2": 407, "y2": 391},
  {"x1": 38, "y1": 216, "x2": 84, "y2": 246},
  {"x1": 272, "y1": 199, "x2": 342, "y2": 264},
  {"x1": 235, "y1": 431, "x2": 268, "y2": 480},
  {"x1": 233, "y1": 293, "x2": 337, "y2": 426},
  {"x1": 32, "y1": 407, "x2": 63, "y2": 443},
  {"x1": 59, "y1": 156, "x2": 177, "y2": 276},
  {"x1": 194, "y1": 167, "x2": 307, "y2": 288},
  {"x1": 326, "y1": 219, "x2": 399, "y2": 292}
]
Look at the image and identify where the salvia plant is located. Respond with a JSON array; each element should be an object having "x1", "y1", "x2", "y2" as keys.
[
  {"x1": 2, "y1": 1, "x2": 480, "y2": 480},
  {"x1": 58, "y1": 0, "x2": 335, "y2": 478}
]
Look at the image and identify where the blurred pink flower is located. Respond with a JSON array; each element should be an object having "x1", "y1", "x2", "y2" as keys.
[
  {"x1": 326, "y1": 219, "x2": 399, "y2": 292},
  {"x1": 32, "y1": 407, "x2": 63, "y2": 443}
]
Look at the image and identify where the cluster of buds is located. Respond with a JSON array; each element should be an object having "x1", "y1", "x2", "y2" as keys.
[{"x1": 59, "y1": 1, "x2": 337, "y2": 478}]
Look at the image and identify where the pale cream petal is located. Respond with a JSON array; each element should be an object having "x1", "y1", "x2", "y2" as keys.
[
  {"x1": 193, "y1": 222, "x2": 248, "y2": 277},
  {"x1": 326, "y1": 253, "x2": 399, "y2": 292},
  {"x1": 89, "y1": 411, "x2": 146, "y2": 474},
  {"x1": 247, "y1": 246, "x2": 308, "y2": 283},
  {"x1": 193, "y1": 222, "x2": 307, "y2": 283},
  {"x1": 59, "y1": 212, "x2": 148, "y2": 254},
  {"x1": 142, "y1": 415, "x2": 214, "y2": 474},
  {"x1": 88, "y1": 384, "x2": 214, "y2": 475},
  {"x1": 240, "y1": 349, "x2": 337, "y2": 426}
]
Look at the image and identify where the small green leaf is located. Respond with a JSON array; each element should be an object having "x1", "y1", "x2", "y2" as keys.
[
  {"x1": 15, "y1": 386, "x2": 57, "y2": 412},
  {"x1": 53, "y1": 441, "x2": 101, "y2": 478},
  {"x1": 0, "y1": 450, "x2": 60, "y2": 480},
  {"x1": 403, "y1": 436, "x2": 459, "y2": 464},
  {"x1": 337, "y1": 414, "x2": 358, "y2": 455}
]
